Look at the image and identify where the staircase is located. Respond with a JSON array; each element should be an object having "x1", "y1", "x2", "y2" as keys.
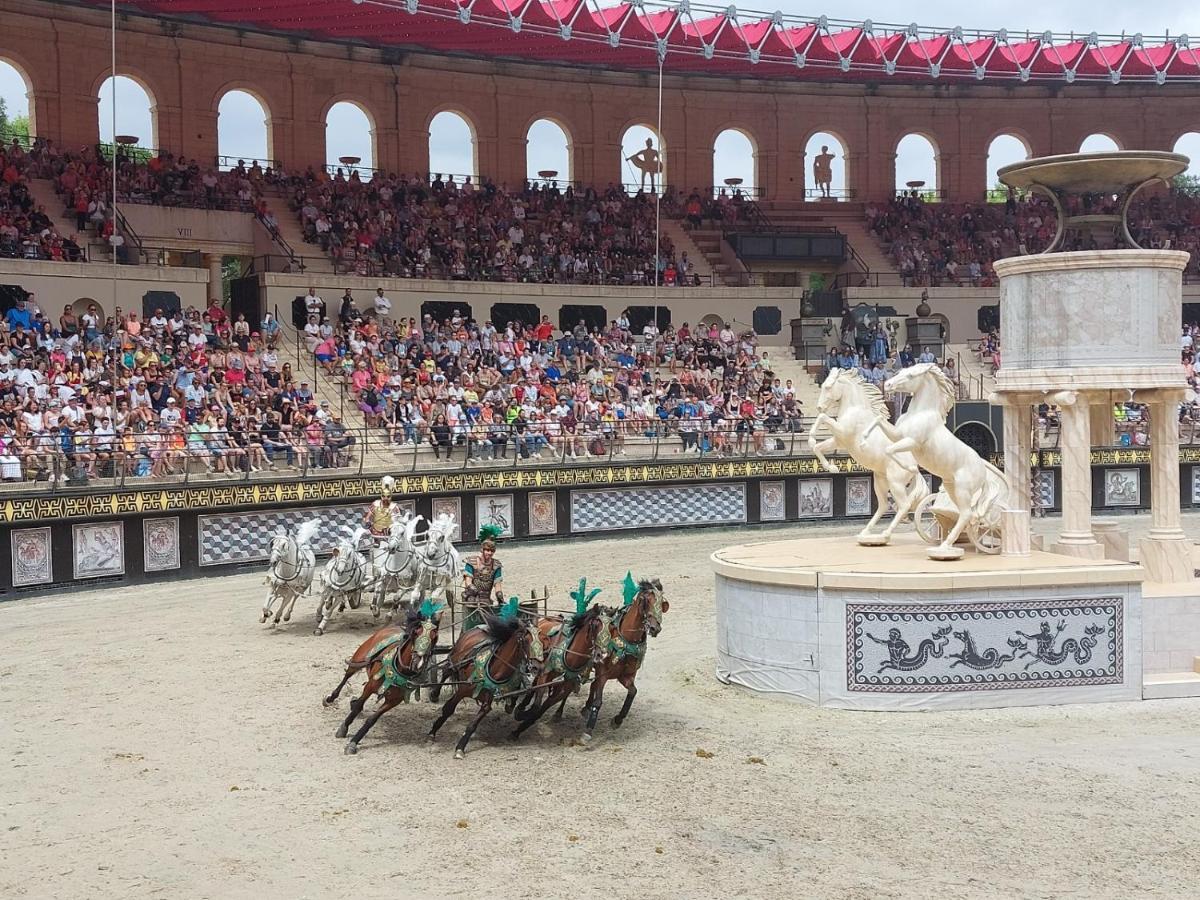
[
  {"x1": 685, "y1": 226, "x2": 749, "y2": 286},
  {"x1": 658, "y1": 218, "x2": 715, "y2": 284},
  {"x1": 755, "y1": 200, "x2": 901, "y2": 284},
  {"x1": 255, "y1": 186, "x2": 335, "y2": 274},
  {"x1": 27, "y1": 177, "x2": 112, "y2": 262},
  {"x1": 759, "y1": 352, "x2": 823, "y2": 417}
]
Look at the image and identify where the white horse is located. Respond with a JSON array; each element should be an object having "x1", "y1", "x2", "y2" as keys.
[
  {"x1": 405, "y1": 513, "x2": 461, "y2": 616},
  {"x1": 808, "y1": 368, "x2": 930, "y2": 543},
  {"x1": 261, "y1": 520, "x2": 319, "y2": 627},
  {"x1": 369, "y1": 513, "x2": 424, "y2": 620},
  {"x1": 315, "y1": 526, "x2": 371, "y2": 635},
  {"x1": 877, "y1": 363, "x2": 1007, "y2": 559}
]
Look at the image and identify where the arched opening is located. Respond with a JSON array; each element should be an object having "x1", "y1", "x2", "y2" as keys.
[
  {"x1": 953, "y1": 422, "x2": 997, "y2": 458},
  {"x1": 1080, "y1": 133, "x2": 1121, "y2": 153},
  {"x1": 72, "y1": 297, "x2": 102, "y2": 320},
  {"x1": 620, "y1": 124, "x2": 665, "y2": 195},
  {"x1": 0, "y1": 59, "x2": 33, "y2": 142},
  {"x1": 526, "y1": 118, "x2": 571, "y2": 187},
  {"x1": 895, "y1": 133, "x2": 939, "y2": 197},
  {"x1": 428, "y1": 110, "x2": 477, "y2": 184},
  {"x1": 985, "y1": 134, "x2": 1031, "y2": 201},
  {"x1": 804, "y1": 131, "x2": 848, "y2": 199},
  {"x1": 98, "y1": 74, "x2": 156, "y2": 151},
  {"x1": 326, "y1": 101, "x2": 376, "y2": 180},
  {"x1": 712, "y1": 128, "x2": 756, "y2": 198},
  {"x1": 1172, "y1": 132, "x2": 1200, "y2": 178},
  {"x1": 217, "y1": 90, "x2": 270, "y2": 169}
]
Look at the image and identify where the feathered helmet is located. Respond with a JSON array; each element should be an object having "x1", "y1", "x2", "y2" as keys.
[
  {"x1": 380, "y1": 475, "x2": 396, "y2": 499},
  {"x1": 478, "y1": 523, "x2": 503, "y2": 551}
]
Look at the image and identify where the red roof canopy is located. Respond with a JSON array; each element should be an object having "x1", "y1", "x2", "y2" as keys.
[{"x1": 86, "y1": 0, "x2": 1200, "y2": 84}]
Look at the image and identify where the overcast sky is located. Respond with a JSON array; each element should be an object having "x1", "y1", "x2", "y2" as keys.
[{"x1": 2, "y1": 0, "x2": 1199, "y2": 191}]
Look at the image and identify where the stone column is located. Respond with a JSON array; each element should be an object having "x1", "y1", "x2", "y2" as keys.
[
  {"x1": 204, "y1": 254, "x2": 223, "y2": 306},
  {"x1": 1052, "y1": 393, "x2": 1104, "y2": 559},
  {"x1": 1139, "y1": 390, "x2": 1194, "y2": 582},
  {"x1": 1001, "y1": 396, "x2": 1033, "y2": 556}
]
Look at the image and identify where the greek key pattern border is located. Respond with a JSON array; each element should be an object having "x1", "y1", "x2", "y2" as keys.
[{"x1": 845, "y1": 599, "x2": 1124, "y2": 694}]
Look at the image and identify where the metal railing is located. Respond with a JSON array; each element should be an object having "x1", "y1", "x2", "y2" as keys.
[
  {"x1": 216, "y1": 155, "x2": 279, "y2": 172},
  {"x1": 0, "y1": 419, "x2": 817, "y2": 494},
  {"x1": 804, "y1": 188, "x2": 857, "y2": 201},
  {"x1": 895, "y1": 187, "x2": 947, "y2": 203}
]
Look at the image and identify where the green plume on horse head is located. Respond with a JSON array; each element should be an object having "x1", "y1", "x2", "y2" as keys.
[{"x1": 569, "y1": 577, "x2": 603, "y2": 616}]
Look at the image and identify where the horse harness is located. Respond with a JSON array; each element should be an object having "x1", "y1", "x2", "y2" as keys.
[
  {"x1": 602, "y1": 607, "x2": 648, "y2": 663},
  {"x1": 545, "y1": 619, "x2": 594, "y2": 684},
  {"x1": 468, "y1": 639, "x2": 525, "y2": 699},
  {"x1": 270, "y1": 539, "x2": 310, "y2": 585}
]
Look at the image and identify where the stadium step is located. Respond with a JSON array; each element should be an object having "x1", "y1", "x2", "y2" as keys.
[
  {"x1": 658, "y1": 218, "x2": 715, "y2": 283},
  {"x1": 28, "y1": 177, "x2": 110, "y2": 261}
]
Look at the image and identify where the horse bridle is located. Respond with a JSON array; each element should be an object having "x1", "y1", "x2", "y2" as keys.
[
  {"x1": 328, "y1": 545, "x2": 365, "y2": 590},
  {"x1": 270, "y1": 537, "x2": 307, "y2": 585}
]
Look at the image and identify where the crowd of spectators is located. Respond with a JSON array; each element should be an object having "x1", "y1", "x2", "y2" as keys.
[
  {"x1": 866, "y1": 189, "x2": 1200, "y2": 287},
  {"x1": 297, "y1": 290, "x2": 803, "y2": 463},
  {"x1": 0, "y1": 290, "x2": 358, "y2": 484},
  {"x1": 279, "y1": 169, "x2": 707, "y2": 285},
  {"x1": 0, "y1": 137, "x2": 86, "y2": 262}
]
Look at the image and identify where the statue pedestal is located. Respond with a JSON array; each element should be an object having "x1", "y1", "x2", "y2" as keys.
[
  {"x1": 1138, "y1": 535, "x2": 1194, "y2": 584},
  {"x1": 712, "y1": 535, "x2": 1144, "y2": 710}
]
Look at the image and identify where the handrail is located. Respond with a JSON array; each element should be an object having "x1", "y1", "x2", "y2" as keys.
[
  {"x1": 255, "y1": 215, "x2": 304, "y2": 272},
  {"x1": 216, "y1": 154, "x2": 279, "y2": 171},
  {"x1": 113, "y1": 207, "x2": 143, "y2": 263}
]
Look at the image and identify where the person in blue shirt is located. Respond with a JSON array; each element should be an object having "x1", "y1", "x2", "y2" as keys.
[{"x1": 5, "y1": 299, "x2": 33, "y2": 331}]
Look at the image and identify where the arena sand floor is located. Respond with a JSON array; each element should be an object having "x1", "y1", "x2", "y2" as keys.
[{"x1": 2, "y1": 516, "x2": 1199, "y2": 899}]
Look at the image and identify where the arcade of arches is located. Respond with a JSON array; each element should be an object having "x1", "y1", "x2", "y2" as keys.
[{"x1": 4, "y1": 0, "x2": 1200, "y2": 202}]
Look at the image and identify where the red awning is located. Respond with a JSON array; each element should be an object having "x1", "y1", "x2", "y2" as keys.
[{"x1": 84, "y1": 1, "x2": 1200, "y2": 84}]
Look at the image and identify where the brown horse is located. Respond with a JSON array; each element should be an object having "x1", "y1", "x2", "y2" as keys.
[
  {"x1": 510, "y1": 605, "x2": 607, "y2": 740},
  {"x1": 324, "y1": 604, "x2": 442, "y2": 755},
  {"x1": 582, "y1": 578, "x2": 667, "y2": 742},
  {"x1": 427, "y1": 611, "x2": 543, "y2": 759}
]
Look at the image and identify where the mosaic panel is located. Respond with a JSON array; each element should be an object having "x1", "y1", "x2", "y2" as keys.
[
  {"x1": 476, "y1": 494, "x2": 515, "y2": 538},
  {"x1": 570, "y1": 484, "x2": 746, "y2": 533},
  {"x1": 528, "y1": 491, "x2": 558, "y2": 535},
  {"x1": 73, "y1": 522, "x2": 125, "y2": 580},
  {"x1": 759, "y1": 481, "x2": 786, "y2": 521},
  {"x1": 1103, "y1": 469, "x2": 1140, "y2": 507},
  {"x1": 143, "y1": 517, "x2": 181, "y2": 573},
  {"x1": 198, "y1": 505, "x2": 361, "y2": 566},
  {"x1": 846, "y1": 599, "x2": 1123, "y2": 693},
  {"x1": 10, "y1": 526, "x2": 52, "y2": 587},
  {"x1": 845, "y1": 476, "x2": 873, "y2": 517}
]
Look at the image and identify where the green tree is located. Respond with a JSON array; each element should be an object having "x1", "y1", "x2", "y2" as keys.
[{"x1": 1172, "y1": 174, "x2": 1200, "y2": 197}]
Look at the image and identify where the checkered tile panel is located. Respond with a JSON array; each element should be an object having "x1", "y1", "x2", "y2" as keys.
[
  {"x1": 1033, "y1": 470, "x2": 1055, "y2": 509},
  {"x1": 570, "y1": 484, "x2": 746, "y2": 533},
  {"x1": 199, "y1": 505, "x2": 363, "y2": 566}
]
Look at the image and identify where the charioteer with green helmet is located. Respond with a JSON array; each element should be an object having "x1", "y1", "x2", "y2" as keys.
[{"x1": 461, "y1": 524, "x2": 505, "y2": 630}]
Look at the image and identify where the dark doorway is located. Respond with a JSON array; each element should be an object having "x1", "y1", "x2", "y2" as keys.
[
  {"x1": 624, "y1": 306, "x2": 671, "y2": 334},
  {"x1": 752, "y1": 305, "x2": 783, "y2": 335},
  {"x1": 490, "y1": 302, "x2": 540, "y2": 330},
  {"x1": 142, "y1": 291, "x2": 181, "y2": 319},
  {"x1": 421, "y1": 301, "x2": 474, "y2": 325},
  {"x1": 954, "y1": 422, "x2": 996, "y2": 458},
  {"x1": 0, "y1": 284, "x2": 30, "y2": 317},
  {"x1": 558, "y1": 304, "x2": 607, "y2": 333}
]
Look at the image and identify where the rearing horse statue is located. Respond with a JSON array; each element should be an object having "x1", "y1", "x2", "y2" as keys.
[
  {"x1": 808, "y1": 367, "x2": 929, "y2": 544},
  {"x1": 877, "y1": 363, "x2": 1007, "y2": 560}
]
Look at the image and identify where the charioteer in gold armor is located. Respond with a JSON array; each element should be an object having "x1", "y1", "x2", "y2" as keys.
[
  {"x1": 462, "y1": 524, "x2": 505, "y2": 630},
  {"x1": 364, "y1": 475, "x2": 403, "y2": 542}
]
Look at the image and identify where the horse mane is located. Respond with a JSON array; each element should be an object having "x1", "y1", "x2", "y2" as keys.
[
  {"x1": 481, "y1": 609, "x2": 522, "y2": 644},
  {"x1": 913, "y1": 363, "x2": 957, "y2": 418},
  {"x1": 569, "y1": 603, "x2": 604, "y2": 631},
  {"x1": 831, "y1": 367, "x2": 889, "y2": 420},
  {"x1": 294, "y1": 519, "x2": 319, "y2": 548}
]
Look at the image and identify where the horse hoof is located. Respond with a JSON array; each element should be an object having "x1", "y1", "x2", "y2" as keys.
[
  {"x1": 612, "y1": 716, "x2": 624, "y2": 728},
  {"x1": 335, "y1": 724, "x2": 348, "y2": 738},
  {"x1": 344, "y1": 741, "x2": 358, "y2": 755},
  {"x1": 426, "y1": 733, "x2": 436, "y2": 742},
  {"x1": 260, "y1": 613, "x2": 268, "y2": 623},
  {"x1": 580, "y1": 732, "x2": 593, "y2": 744},
  {"x1": 508, "y1": 731, "x2": 520, "y2": 742},
  {"x1": 453, "y1": 749, "x2": 465, "y2": 760},
  {"x1": 322, "y1": 696, "x2": 336, "y2": 708},
  {"x1": 314, "y1": 628, "x2": 324, "y2": 636},
  {"x1": 283, "y1": 615, "x2": 291, "y2": 623}
]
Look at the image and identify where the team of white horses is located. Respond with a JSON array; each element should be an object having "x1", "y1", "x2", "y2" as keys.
[
  {"x1": 262, "y1": 512, "x2": 462, "y2": 634},
  {"x1": 809, "y1": 363, "x2": 1007, "y2": 559}
]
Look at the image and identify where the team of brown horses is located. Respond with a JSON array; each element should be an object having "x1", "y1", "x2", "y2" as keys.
[{"x1": 322, "y1": 579, "x2": 668, "y2": 757}]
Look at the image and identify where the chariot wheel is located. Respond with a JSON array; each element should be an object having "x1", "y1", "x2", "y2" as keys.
[
  {"x1": 913, "y1": 494, "x2": 945, "y2": 545},
  {"x1": 968, "y1": 517, "x2": 1003, "y2": 555}
]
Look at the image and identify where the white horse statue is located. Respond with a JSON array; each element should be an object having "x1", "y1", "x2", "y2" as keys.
[
  {"x1": 809, "y1": 368, "x2": 930, "y2": 544},
  {"x1": 877, "y1": 363, "x2": 1007, "y2": 560},
  {"x1": 405, "y1": 513, "x2": 461, "y2": 616},
  {"x1": 315, "y1": 526, "x2": 371, "y2": 635},
  {"x1": 261, "y1": 520, "x2": 319, "y2": 627},
  {"x1": 368, "y1": 513, "x2": 424, "y2": 620}
]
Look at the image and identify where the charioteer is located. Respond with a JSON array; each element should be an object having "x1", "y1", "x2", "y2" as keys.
[
  {"x1": 364, "y1": 475, "x2": 403, "y2": 543},
  {"x1": 462, "y1": 524, "x2": 505, "y2": 629}
]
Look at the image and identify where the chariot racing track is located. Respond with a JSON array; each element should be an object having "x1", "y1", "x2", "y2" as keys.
[{"x1": 2, "y1": 520, "x2": 1199, "y2": 900}]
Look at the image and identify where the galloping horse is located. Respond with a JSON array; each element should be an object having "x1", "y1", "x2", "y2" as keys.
[
  {"x1": 315, "y1": 527, "x2": 371, "y2": 635},
  {"x1": 808, "y1": 368, "x2": 929, "y2": 542},
  {"x1": 369, "y1": 514, "x2": 423, "y2": 621},
  {"x1": 261, "y1": 520, "x2": 318, "y2": 627},
  {"x1": 326, "y1": 600, "x2": 444, "y2": 755},
  {"x1": 404, "y1": 513, "x2": 461, "y2": 617},
  {"x1": 582, "y1": 577, "x2": 667, "y2": 742},
  {"x1": 879, "y1": 363, "x2": 1007, "y2": 558},
  {"x1": 511, "y1": 600, "x2": 608, "y2": 740},
  {"x1": 428, "y1": 599, "x2": 544, "y2": 759}
]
